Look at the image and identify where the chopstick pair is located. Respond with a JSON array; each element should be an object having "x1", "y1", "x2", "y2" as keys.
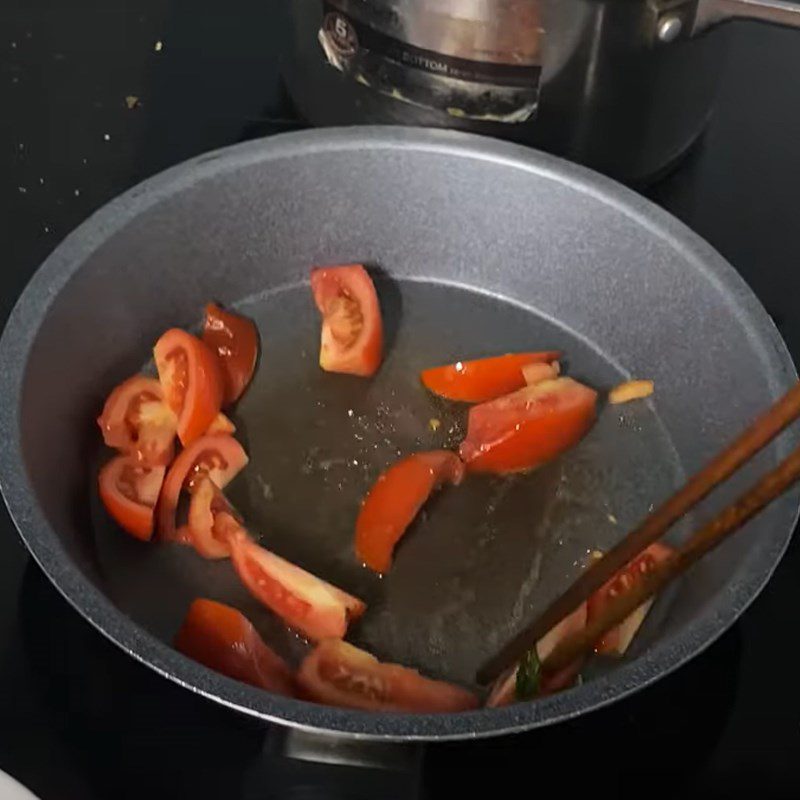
[{"x1": 477, "y1": 381, "x2": 800, "y2": 685}]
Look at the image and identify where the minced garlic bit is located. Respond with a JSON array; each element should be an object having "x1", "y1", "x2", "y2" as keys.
[
  {"x1": 154, "y1": 40, "x2": 163, "y2": 52},
  {"x1": 428, "y1": 418, "x2": 441, "y2": 432},
  {"x1": 609, "y1": 379, "x2": 654, "y2": 405}
]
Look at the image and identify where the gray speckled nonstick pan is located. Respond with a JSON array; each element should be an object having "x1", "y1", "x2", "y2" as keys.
[{"x1": 0, "y1": 127, "x2": 797, "y2": 740}]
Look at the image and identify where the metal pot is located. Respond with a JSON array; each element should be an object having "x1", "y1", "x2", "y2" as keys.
[{"x1": 283, "y1": 0, "x2": 800, "y2": 181}]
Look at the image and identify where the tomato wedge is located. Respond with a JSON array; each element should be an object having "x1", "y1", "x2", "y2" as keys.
[
  {"x1": 298, "y1": 639, "x2": 478, "y2": 712},
  {"x1": 521, "y1": 360, "x2": 560, "y2": 386},
  {"x1": 486, "y1": 601, "x2": 588, "y2": 707},
  {"x1": 223, "y1": 516, "x2": 365, "y2": 641},
  {"x1": 355, "y1": 451, "x2": 465, "y2": 574},
  {"x1": 459, "y1": 377, "x2": 598, "y2": 474},
  {"x1": 202, "y1": 303, "x2": 259, "y2": 406},
  {"x1": 154, "y1": 328, "x2": 224, "y2": 446},
  {"x1": 421, "y1": 352, "x2": 560, "y2": 403},
  {"x1": 587, "y1": 542, "x2": 674, "y2": 656},
  {"x1": 157, "y1": 434, "x2": 249, "y2": 540},
  {"x1": 310, "y1": 264, "x2": 383, "y2": 377},
  {"x1": 98, "y1": 455, "x2": 166, "y2": 541},
  {"x1": 186, "y1": 476, "x2": 242, "y2": 559},
  {"x1": 97, "y1": 375, "x2": 177, "y2": 465},
  {"x1": 175, "y1": 598, "x2": 295, "y2": 695}
]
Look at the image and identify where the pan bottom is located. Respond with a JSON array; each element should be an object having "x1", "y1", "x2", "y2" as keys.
[{"x1": 90, "y1": 278, "x2": 686, "y2": 688}]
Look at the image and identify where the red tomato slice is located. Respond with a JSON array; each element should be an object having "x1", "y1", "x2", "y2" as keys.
[
  {"x1": 186, "y1": 476, "x2": 242, "y2": 559},
  {"x1": 298, "y1": 639, "x2": 478, "y2": 713},
  {"x1": 206, "y1": 412, "x2": 236, "y2": 435},
  {"x1": 521, "y1": 360, "x2": 560, "y2": 386},
  {"x1": 355, "y1": 451, "x2": 465, "y2": 574},
  {"x1": 310, "y1": 264, "x2": 383, "y2": 377},
  {"x1": 421, "y1": 352, "x2": 560, "y2": 403},
  {"x1": 202, "y1": 303, "x2": 259, "y2": 406},
  {"x1": 154, "y1": 328, "x2": 224, "y2": 446},
  {"x1": 459, "y1": 377, "x2": 598, "y2": 474},
  {"x1": 225, "y1": 520, "x2": 365, "y2": 641},
  {"x1": 175, "y1": 598, "x2": 295, "y2": 695},
  {"x1": 97, "y1": 375, "x2": 177, "y2": 465},
  {"x1": 157, "y1": 434, "x2": 249, "y2": 540},
  {"x1": 486, "y1": 601, "x2": 588, "y2": 707},
  {"x1": 98, "y1": 455, "x2": 166, "y2": 541},
  {"x1": 587, "y1": 542, "x2": 674, "y2": 655}
]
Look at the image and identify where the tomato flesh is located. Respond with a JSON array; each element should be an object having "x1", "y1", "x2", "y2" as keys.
[
  {"x1": 98, "y1": 455, "x2": 166, "y2": 541},
  {"x1": 355, "y1": 451, "x2": 465, "y2": 574},
  {"x1": 186, "y1": 476, "x2": 242, "y2": 559},
  {"x1": 157, "y1": 434, "x2": 249, "y2": 540},
  {"x1": 486, "y1": 601, "x2": 588, "y2": 707},
  {"x1": 206, "y1": 412, "x2": 236, "y2": 435},
  {"x1": 310, "y1": 265, "x2": 383, "y2": 376},
  {"x1": 226, "y1": 519, "x2": 365, "y2": 641},
  {"x1": 521, "y1": 360, "x2": 560, "y2": 386},
  {"x1": 97, "y1": 375, "x2": 177, "y2": 465},
  {"x1": 587, "y1": 542, "x2": 674, "y2": 655},
  {"x1": 175, "y1": 598, "x2": 295, "y2": 695},
  {"x1": 298, "y1": 639, "x2": 478, "y2": 712},
  {"x1": 459, "y1": 377, "x2": 597, "y2": 474},
  {"x1": 202, "y1": 303, "x2": 259, "y2": 406},
  {"x1": 154, "y1": 328, "x2": 224, "y2": 446},
  {"x1": 421, "y1": 352, "x2": 560, "y2": 403}
]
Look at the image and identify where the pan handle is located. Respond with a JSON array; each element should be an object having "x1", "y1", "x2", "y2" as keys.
[{"x1": 242, "y1": 727, "x2": 424, "y2": 799}]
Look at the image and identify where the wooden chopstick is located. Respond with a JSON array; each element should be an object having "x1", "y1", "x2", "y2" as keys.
[
  {"x1": 542, "y1": 441, "x2": 800, "y2": 674},
  {"x1": 476, "y1": 381, "x2": 800, "y2": 684}
]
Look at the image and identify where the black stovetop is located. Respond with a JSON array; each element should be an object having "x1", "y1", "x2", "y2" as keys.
[{"x1": 3, "y1": 3, "x2": 800, "y2": 798}]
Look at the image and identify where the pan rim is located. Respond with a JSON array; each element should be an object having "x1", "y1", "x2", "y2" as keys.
[{"x1": 0, "y1": 126, "x2": 797, "y2": 740}]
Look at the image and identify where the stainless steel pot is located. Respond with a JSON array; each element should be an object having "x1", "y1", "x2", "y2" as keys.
[{"x1": 283, "y1": 0, "x2": 800, "y2": 181}]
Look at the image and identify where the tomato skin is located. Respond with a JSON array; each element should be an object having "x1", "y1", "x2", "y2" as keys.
[
  {"x1": 186, "y1": 476, "x2": 241, "y2": 559},
  {"x1": 226, "y1": 520, "x2": 366, "y2": 641},
  {"x1": 355, "y1": 451, "x2": 465, "y2": 574},
  {"x1": 459, "y1": 377, "x2": 597, "y2": 474},
  {"x1": 587, "y1": 542, "x2": 673, "y2": 655},
  {"x1": 298, "y1": 639, "x2": 479, "y2": 713},
  {"x1": 97, "y1": 375, "x2": 177, "y2": 465},
  {"x1": 157, "y1": 434, "x2": 249, "y2": 540},
  {"x1": 154, "y1": 328, "x2": 224, "y2": 446},
  {"x1": 421, "y1": 352, "x2": 560, "y2": 403},
  {"x1": 98, "y1": 455, "x2": 166, "y2": 541},
  {"x1": 310, "y1": 265, "x2": 383, "y2": 377},
  {"x1": 175, "y1": 598, "x2": 295, "y2": 695},
  {"x1": 202, "y1": 303, "x2": 259, "y2": 406},
  {"x1": 485, "y1": 602, "x2": 588, "y2": 708}
]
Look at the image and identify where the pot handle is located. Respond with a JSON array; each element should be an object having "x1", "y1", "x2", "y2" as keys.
[{"x1": 692, "y1": 0, "x2": 800, "y2": 32}]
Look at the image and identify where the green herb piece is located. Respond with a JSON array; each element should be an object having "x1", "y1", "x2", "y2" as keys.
[{"x1": 515, "y1": 648, "x2": 541, "y2": 700}]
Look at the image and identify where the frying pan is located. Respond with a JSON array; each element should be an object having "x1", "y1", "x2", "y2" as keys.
[{"x1": 0, "y1": 127, "x2": 797, "y2": 741}]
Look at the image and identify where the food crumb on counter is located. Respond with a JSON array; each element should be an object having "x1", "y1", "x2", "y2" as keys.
[
  {"x1": 125, "y1": 95, "x2": 140, "y2": 109},
  {"x1": 429, "y1": 418, "x2": 441, "y2": 432},
  {"x1": 609, "y1": 379, "x2": 654, "y2": 405}
]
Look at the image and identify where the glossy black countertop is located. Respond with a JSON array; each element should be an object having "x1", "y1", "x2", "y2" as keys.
[{"x1": 2, "y1": 3, "x2": 800, "y2": 798}]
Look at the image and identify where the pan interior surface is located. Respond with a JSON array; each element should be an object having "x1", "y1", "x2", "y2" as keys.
[
  {"x1": 90, "y1": 279, "x2": 685, "y2": 687},
  {"x1": 4, "y1": 128, "x2": 798, "y2": 737}
]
